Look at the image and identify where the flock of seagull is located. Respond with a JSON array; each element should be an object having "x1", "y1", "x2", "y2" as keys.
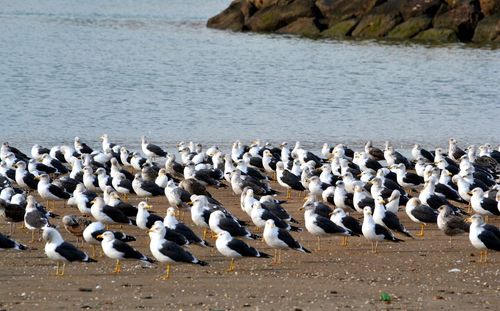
[{"x1": 0, "y1": 135, "x2": 499, "y2": 279}]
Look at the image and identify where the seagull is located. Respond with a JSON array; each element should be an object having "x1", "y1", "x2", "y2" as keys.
[
  {"x1": 215, "y1": 231, "x2": 270, "y2": 272},
  {"x1": 0, "y1": 197, "x2": 25, "y2": 234},
  {"x1": 250, "y1": 201, "x2": 300, "y2": 232},
  {"x1": 373, "y1": 197, "x2": 413, "y2": 238},
  {"x1": 302, "y1": 201, "x2": 354, "y2": 251},
  {"x1": 148, "y1": 221, "x2": 208, "y2": 279},
  {"x1": 405, "y1": 198, "x2": 438, "y2": 237},
  {"x1": 74, "y1": 137, "x2": 93, "y2": 155},
  {"x1": 43, "y1": 227, "x2": 97, "y2": 276},
  {"x1": 141, "y1": 136, "x2": 167, "y2": 159},
  {"x1": 62, "y1": 215, "x2": 92, "y2": 244},
  {"x1": 263, "y1": 219, "x2": 310, "y2": 264},
  {"x1": 36, "y1": 174, "x2": 71, "y2": 208},
  {"x1": 209, "y1": 210, "x2": 259, "y2": 240},
  {"x1": 107, "y1": 192, "x2": 137, "y2": 217},
  {"x1": 82, "y1": 222, "x2": 136, "y2": 257},
  {"x1": 469, "y1": 187, "x2": 500, "y2": 218},
  {"x1": 391, "y1": 163, "x2": 424, "y2": 193},
  {"x1": 361, "y1": 207, "x2": 404, "y2": 253},
  {"x1": 0, "y1": 232, "x2": 26, "y2": 250},
  {"x1": 276, "y1": 161, "x2": 305, "y2": 199},
  {"x1": 111, "y1": 173, "x2": 135, "y2": 200},
  {"x1": 467, "y1": 214, "x2": 500, "y2": 263},
  {"x1": 14, "y1": 161, "x2": 38, "y2": 192},
  {"x1": 95, "y1": 168, "x2": 113, "y2": 192},
  {"x1": 353, "y1": 184, "x2": 374, "y2": 213},
  {"x1": 437, "y1": 205, "x2": 469, "y2": 240},
  {"x1": 164, "y1": 207, "x2": 210, "y2": 247},
  {"x1": 98, "y1": 231, "x2": 154, "y2": 273},
  {"x1": 132, "y1": 173, "x2": 164, "y2": 200},
  {"x1": 136, "y1": 201, "x2": 163, "y2": 230},
  {"x1": 24, "y1": 196, "x2": 53, "y2": 242},
  {"x1": 330, "y1": 208, "x2": 362, "y2": 246},
  {"x1": 90, "y1": 197, "x2": 134, "y2": 226}
]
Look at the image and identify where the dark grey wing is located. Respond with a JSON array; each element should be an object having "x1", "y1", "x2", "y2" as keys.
[
  {"x1": 146, "y1": 144, "x2": 167, "y2": 157},
  {"x1": 174, "y1": 223, "x2": 202, "y2": 243},
  {"x1": 141, "y1": 181, "x2": 164, "y2": 196},
  {"x1": 483, "y1": 224, "x2": 500, "y2": 240},
  {"x1": 114, "y1": 201, "x2": 138, "y2": 217},
  {"x1": 411, "y1": 205, "x2": 438, "y2": 223},
  {"x1": 145, "y1": 213, "x2": 164, "y2": 229},
  {"x1": 0, "y1": 233, "x2": 25, "y2": 250},
  {"x1": 55, "y1": 242, "x2": 88, "y2": 262},
  {"x1": 478, "y1": 230, "x2": 500, "y2": 251},
  {"x1": 118, "y1": 179, "x2": 134, "y2": 192},
  {"x1": 226, "y1": 238, "x2": 259, "y2": 257},
  {"x1": 48, "y1": 184, "x2": 71, "y2": 199},
  {"x1": 382, "y1": 211, "x2": 410, "y2": 236},
  {"x1": 218, "y1": 217, "x2": 248, "y2": 237},
  {"x1": 481, "y1": 198, "x2": 500, "y2": 215},
  {"x1": 164, "y1": 228, "x2": 189, "y2": 246},
  {"x1": 282, "y1": 170, "x2": 305, "y2": 191},
  {"x1": 447, "y1": 216, "x2": 470, "y2": 233},
  {"x1": 374, "y1": 224, "x2": 396, "y2": 241},
  {"x1": 314, "y1": 216, "x2": 347, "y2": 234},
  {"x1": 342, "y1": 216, "x2": 362, "y2": 234},
  {"x1": 402, "y1": 173, "x2": 424, "y2": 185},
  {"x1": 112, "y1": 240, "x2": 146, "y2": 260},
  {"x1": 25, "y1": 210, "x2": 49, "y2": 228},
  {"x1": 102, "y1": 205, "x2": 131, "y2": 224},
  {"x1": 159, "y1": 241, "x2": 197, "y2": 263},
  {"x1": 276, "y1": 229, "x2": 301, "y2": 249}
]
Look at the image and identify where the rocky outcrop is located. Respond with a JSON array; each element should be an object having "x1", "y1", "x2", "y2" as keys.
[{"x1": 207, "y1": 0, "x2": 500, "y2": 44}]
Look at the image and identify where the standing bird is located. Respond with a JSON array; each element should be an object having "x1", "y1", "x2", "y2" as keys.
[
  {"x1": 437, "y1": 205, "x2": 469, "y2": 240},
  {"x1": 136, "y1": 201, "x2": 163, "y2": 230},
  {"x1": 164, "y1": 207, "x2": 210, "y2": 247},
  {"x1": 141, "y1": 136, "x2": 167, "y2": 159},
  {"x1": 467, "y1": 214, "x2": 500, "y2": 263},
  {"x1": 373, "y1": 197, "x2": 413, "y2": 238},
  {"x1": 250, "y1": 201, "x2": 300, "y2": 232},
  {"x1": 209, "y1": 211, "x2": 259, "y2": 240},
  {"x1": 15, "y1": 161, "x2": 38, "y2": 192},
  {"x1": 330, "y1": 208, "x2": 362, "y2": 246},
  {"x1": 98, "y1": 231, "x2": 154, "y2": 273},
  {"x1": 302, "y1": 202, "x2": 354, "y2": 251},
  {"x1": 36, "y1": 174, "x2": 71, "y2": 209},
  {"x1": 469, "y1": 188, "x2": 500, "y2": 218},
  {"x1": 276, "y1": 161, "x2": 305, "y2": 199},
  {"x1": 215, "y1": 231, "x2": 270, "y2": 272},
  {"x1": 148, "y1": 221, "x2": 208, "y2": 279},
  {"x1": 0, "y1": 232, "x2": 26, "y2": 250},
  {"x1": 82, "y1": 222, "x2": 136, "y2": 257},
  {"x1": 361, "y1": 207, "x2": 404, "y2": 253},
  {"x1": 43, "y1": 227, "x2": 96, "y2": 276},
  {"x1": 24, "y1": 196, "x2": 53, "y2": 242},
  {"x1": 405, "y1": 198, "x2": 438, "y2": 237},
  {"x1": 90, "y1": 197, "x2": 134, "y2": 226},
  {"x1": 132, "y1": 173, "x2": 164, "y2": 200},
  {"x1": 263, "y1": 219, "x2": 310, "y2": 264}
]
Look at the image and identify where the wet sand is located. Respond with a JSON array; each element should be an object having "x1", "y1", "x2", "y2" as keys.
[{"x1": 0, "y1": 186, "x2": 499, "y2": 310}]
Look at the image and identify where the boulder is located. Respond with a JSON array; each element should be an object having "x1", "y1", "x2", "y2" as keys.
[
  {"x1": 315, "y1": 0, "x2": 383, "y2": 25},
  {"x1": 400, "y1": 0, "x2": 443, "y2": 20},
  {"x1": 433, "y1": 2, "x2": 481, "y2": 41},
  {"x1": 413, "y1": 28, "x2": 458, "y2": 42},
  {"x1": 479, "y1": 0, "x2": 500, "y2": 16},
  {"x1": 276, "y1": 17, "x2": 321, "y2": 36},
  {"x1": 387, "y1": 15, "x2": 432, "y2": 39},
  {"x1": 351, "y1": 0, "x2": 404, "y2": 38},
  {"x1": 245, "y1": 0, "x2": 316, "y2": 32},
  {"x1": 320, "y1": 19, "x2": 359, "y2": 38},
  {"x1": 472, "y1": 13, "x2": 500, "y2": 41},
  {"x1": 207, "y1": 0, "x2": 245, "y2": 31}
]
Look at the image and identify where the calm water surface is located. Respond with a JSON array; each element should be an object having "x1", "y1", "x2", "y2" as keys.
[{"x1": 1, "y1": 0, "x2": 499, "y2": 152}]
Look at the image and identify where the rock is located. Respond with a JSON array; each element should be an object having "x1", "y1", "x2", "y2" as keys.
[
  {"x1": 472, "y1": 13, "x2": 500, "y2": 41},
  {"x1": 351, "y1": 0, "x2": 404, "y2": 38},
  {"x1": 207, "y1": 0, "x2": 245, "y2": 31},
  {"x1": 387, "y1": 15, "x2": 432, "y2": 39},
  {"x1": 479, "y1": 0, "x2": 500, "y2": 16},
  {"x1": 315, "y1": 0, "x2": 382, "y2": 26},
  {"x1": 400, "y1": 0, "x2": 443, "y2": 20},
  {"x1": 245, "y1": 0, "x2": 316, "y2": 32},
  {"x1": 413, "y1": 28, "x2": 458, "y2": 42},
  {"x1": 276, "y1": 17, "x2": 321, "y2": 36},
  {"x1": 433, "y1": 2, "x2": 482, "y2": 41},
  {"x1": 320, "y1": 19, "x2": 359, "y2": 38}
]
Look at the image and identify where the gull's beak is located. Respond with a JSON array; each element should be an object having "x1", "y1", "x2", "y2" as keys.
[
  {"x1": 34, "y1": 176, "x2": 40, "y2": 180},
  {"x1": 96, "y1": 234, "x2": 103, "y2": 239},
  {"x1": 467, "y1": 192, "x2": 472, "y2": 196},
  {"x1": 298, "y1": 207, "x2": 304, "y2": 211},
  {"x1": 90, "y1": 199, "x2": 96, "y2": 204},
  {"x1": 145, "y1": 204, "x2": 152, "y2": 209},
  {"x1": 465, "y1": 217, "x2": 472, "y2": 223},
  {"x1": 187, "y1": 201, "x2": 193, "y2": 206}
]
